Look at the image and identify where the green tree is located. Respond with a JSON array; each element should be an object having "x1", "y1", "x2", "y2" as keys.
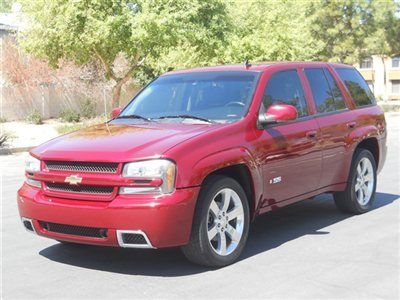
[
  {"x1": 0, "y1": 0, "x2": 13, "y2": 13},
  {"x1": 223, "y1": 0, "x2": 322, "y2": 63},
  {"x1": 307, "y1": 0, "x2": 375, "y2": 64},
  {"x1": 19, "y1": 0, "x2": 230, "y2": 107},
  {"x1": 364, "y1": 0, "x2": 400, "y2": 97}
]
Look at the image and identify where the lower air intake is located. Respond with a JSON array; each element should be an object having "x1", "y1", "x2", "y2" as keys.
[
  {"x1": 116, "y1": 230, "x2": 154, "y2": 248},
  {"x1": 122, "y1": 233, "x2": 147, "y2": 244},
  {"x1": 22, "y1": 218, "x2": 35, "y2": 232},
  {"x1": 39, "y1": 221, "x2": 108, "y2": 238}
]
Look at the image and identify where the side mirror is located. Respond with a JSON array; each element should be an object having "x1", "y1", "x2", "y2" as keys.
[
  {"x1": 111, "y1": 107, "x2": 122, "y2": 119},
  {"x1": 258, "y1": 104, "x2": 298, "y2": 127}
]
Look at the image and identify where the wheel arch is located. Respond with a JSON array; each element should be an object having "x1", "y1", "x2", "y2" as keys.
[
  {"x1": 202, "y1": 164, "x2": 256, "y2": 219},
  {"x1": 355, "y1": 137, "x2": 379, "y2": 168},
  {"x1": 189, "y1": 148, "x2": 263, "y2": 219}
]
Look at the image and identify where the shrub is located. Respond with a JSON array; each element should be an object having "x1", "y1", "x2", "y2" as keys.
[
  {"x1": 0, "y1": 116, "x2": 7, "y2": 123},
  {"x1": 60, "y1": 109, "x2": 81, "y2": 122},
  {"x1": 26, "y1": 109, "x2": 43, "y2": 124},
  {"x1": 56, "y1": 123, "x2": 86, "y2": 135},
  {"x1": 80, "y1": 99, "x2": 96, "y2": 119}
]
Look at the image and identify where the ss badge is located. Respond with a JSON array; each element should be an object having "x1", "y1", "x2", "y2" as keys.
[{"x1": 269, "y1": 176, "x2": 282, "y2": 184}]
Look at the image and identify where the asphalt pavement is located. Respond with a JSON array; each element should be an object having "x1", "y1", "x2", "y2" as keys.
[{"x1": 1, "y1": 113, "x2": 399, "y2": 299}]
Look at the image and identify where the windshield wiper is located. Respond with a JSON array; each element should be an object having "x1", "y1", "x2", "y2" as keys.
[
  {"x1": 157, "y1": 115, "x2": 214, "y2": 124},
  {"x1": 117, "y1": 114, "x2": 152, "y2": 122}
]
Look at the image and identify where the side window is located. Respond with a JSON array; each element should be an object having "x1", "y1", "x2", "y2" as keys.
[
  {"x1": 335, "y1": 68, "x2": 375, "y2": 107},
  {"x1": 263, "y1": 70, "x2": 308, "y2": 117},
  {"x1": 323, "y1": 69, "x2": 346, "y2": 110},
  {"x1": 304, "y1": 67, "x2": 347, "y2": 113},
  {"x1": 304, "y1": 68, "x2": 336, "y2": 113}
]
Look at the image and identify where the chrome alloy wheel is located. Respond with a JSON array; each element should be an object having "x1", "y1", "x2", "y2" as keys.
[
  {"x1": 355, "y1": 157, "x2": 374, "y2": 206},
  {"x1": 207, "y1": 188, "x2": 244, "y2": 256}
]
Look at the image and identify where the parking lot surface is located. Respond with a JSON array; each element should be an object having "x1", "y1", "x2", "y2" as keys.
[{"x1": 1, "y1": 114, "x2": 399, "y2": 299}]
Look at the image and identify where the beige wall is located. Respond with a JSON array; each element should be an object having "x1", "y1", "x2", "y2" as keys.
[
  {"x1": 0, "y1": 82, "x2": 139, "y2": 121},
  {"x1": 356, "y1": 55, "x2": 400, "y2": 101}
]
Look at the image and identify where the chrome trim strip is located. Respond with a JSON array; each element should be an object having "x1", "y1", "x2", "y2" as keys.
[{"x1": 116, "y1": 230, "x2": 155, "y2": 249}]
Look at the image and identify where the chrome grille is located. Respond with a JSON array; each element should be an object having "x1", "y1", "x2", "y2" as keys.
[
  {"x1": 46, "y1": 182, "x2": 114, "y2": 195},
  {"x1": 45, "y1": 161, "x2": 118, "y2": 173}
]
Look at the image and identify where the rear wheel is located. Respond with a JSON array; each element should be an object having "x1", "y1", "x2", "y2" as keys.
[
  {"x1": 334, "y1": 149, "x2": 377, "y2": 214},
  {"x1": 181, "y1": 175, "x2": 250, "y2": 267}
]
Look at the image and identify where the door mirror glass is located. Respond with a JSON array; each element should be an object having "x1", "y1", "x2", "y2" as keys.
[
  {"x1": 258, "y1": 104, "x2": 298, "y2": 126},
  {"x1": 111, "y1": 107, "x2": 122, "y2": 119}
]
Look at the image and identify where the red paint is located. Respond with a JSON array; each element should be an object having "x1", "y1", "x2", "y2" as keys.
[{"x1": 17, "y1": 62, "x2": 387, "y2": 248}]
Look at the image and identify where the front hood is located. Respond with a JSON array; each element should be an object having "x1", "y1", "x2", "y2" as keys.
[{"x1": 32, "y1": 121, "x2": 220, "y2": 162}]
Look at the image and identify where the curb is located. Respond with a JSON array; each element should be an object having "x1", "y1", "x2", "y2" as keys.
[{"x1": 0, "y1": 146, "x2": 32, "y2": 155}]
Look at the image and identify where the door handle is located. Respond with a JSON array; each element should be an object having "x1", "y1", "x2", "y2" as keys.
[
  {"x1": 306, "y1": 130, "x2": 317, "y2": 139},
  {"x1": 346, "y1": 122, "x2": 356, "y2": 129}
]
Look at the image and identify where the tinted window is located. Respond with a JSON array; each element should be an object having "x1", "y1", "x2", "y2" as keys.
[
  {"x1": 263, "y1": 70, "x2": 308, "y2": 117},
  {"x1": 305, "y1": 68, "x2": 335, "y2": 113},
  {"x1": 120, "y1": 71, "x2": 260, "y2": 123},
  {"x1": 335, "y1": 68, "x2": 375, "y2": 107},
  {"x1": 323, "y1": 69, "x2": 346, "y2": 110}
]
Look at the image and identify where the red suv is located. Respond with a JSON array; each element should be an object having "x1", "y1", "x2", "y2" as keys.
[{"x1": 18, "y1": 62, "x2": 387, "y2": 267}]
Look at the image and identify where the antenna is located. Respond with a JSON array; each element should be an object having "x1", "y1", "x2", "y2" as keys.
[{"x1": 244, "y1": 60, "x2": 252, "y2": 69}]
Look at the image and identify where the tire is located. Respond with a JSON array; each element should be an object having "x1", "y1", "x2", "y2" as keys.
[
  {"x1": 181, "y1": 175, "x2": 250, "y2": 267},
  {"x1": 334, "y1": 149, "x2": 377, "y2": 214}
]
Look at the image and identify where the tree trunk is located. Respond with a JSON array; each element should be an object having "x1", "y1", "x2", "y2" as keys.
[
  {"x1": 111, "y1": 75, "x2": 132, "y2": 108},
  {"x1": 111, "y1": 82, "x2": 123, "y2": 108},
  {"x1": 381, "y1": 56, "x2": 387, "y2": 101}
]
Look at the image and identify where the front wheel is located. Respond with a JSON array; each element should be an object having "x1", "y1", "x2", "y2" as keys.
[
  {"x1": 181, "y1": 175, "x2": 250, "y2": 267},
  {"x1": 334, "y1": 149, "x2": 377, "y2": 214}
]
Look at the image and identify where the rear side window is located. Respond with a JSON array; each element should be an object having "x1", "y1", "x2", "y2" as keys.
[
  {"x1": 263, "y1": 70, "x2": 308, "y2": 117},
  {"x1": 335, "y1": 68, "x2": 375, "y2": 107},
  {"x1": 324, "y1": 70, "x2": 346, "y2": 110},
  {"x1": 304, "y1": 68, "x2": 346, "y2": 113}
]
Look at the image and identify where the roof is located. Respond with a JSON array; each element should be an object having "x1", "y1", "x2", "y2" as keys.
[{"x1": 165, "y1": 61, "x2": 352, "y2": 75}]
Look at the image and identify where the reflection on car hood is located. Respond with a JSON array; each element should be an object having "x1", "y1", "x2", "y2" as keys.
[{"x1": 31, "y1": 121, "x2": 220, "y2": 162}]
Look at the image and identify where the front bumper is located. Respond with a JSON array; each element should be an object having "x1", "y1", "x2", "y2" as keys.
[{"x1": 17, "y1": 183, "x2": 200, "y2": 248}]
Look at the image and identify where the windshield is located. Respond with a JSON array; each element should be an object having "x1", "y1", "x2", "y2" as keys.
[{"x1": 119, "y1": 71, "x2": 260, "y2": 123}]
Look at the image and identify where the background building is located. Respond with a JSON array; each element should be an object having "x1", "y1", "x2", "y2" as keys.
[{"x1": 356, "y1": 55, "x2": 400, "y2": 101}]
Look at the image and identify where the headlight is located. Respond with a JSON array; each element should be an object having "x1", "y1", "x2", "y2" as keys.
[
  {"x1": 120, "y1": 159, "x2": 176, "y2": 194},
  {"x1": 25, "y1": 154, "x2": 41, "y2": 173}
]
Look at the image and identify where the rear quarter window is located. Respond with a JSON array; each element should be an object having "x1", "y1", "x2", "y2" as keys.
[
  {"x1": 335, "y1": 68, "x2": 375, "y2": 107},
  {"x1": 304, "y1": 68, "x2": 346, "y2": 113}
]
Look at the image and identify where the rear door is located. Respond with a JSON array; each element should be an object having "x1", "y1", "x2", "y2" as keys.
[{"x1": 303, "y1": 67, "x2": 355, "y2": 188}]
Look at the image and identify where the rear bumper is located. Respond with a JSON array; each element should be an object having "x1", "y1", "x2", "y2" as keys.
[{"x1": 17, "y1": 183, "x2": 200, "y2": 248}]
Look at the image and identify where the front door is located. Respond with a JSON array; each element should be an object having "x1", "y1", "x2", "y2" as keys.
[{"x1": 256, "y1": 69, "x2": 322, "y2": 205}]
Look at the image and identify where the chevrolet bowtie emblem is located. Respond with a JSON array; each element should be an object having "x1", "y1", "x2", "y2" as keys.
[{"x1": 65, "y1": 174, "x2": 83, "y2": 185}]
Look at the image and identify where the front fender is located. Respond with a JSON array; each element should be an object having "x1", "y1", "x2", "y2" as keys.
[{"x1": 176, "y1": 147, "x2": 264, "y2": 213}]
